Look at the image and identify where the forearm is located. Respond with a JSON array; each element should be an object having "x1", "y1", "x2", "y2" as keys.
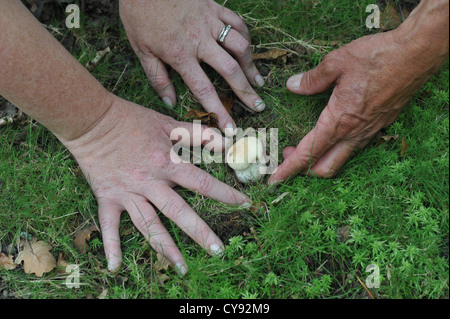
[
  {"x1": 396, "y1": 0, "x2": 449, "y2": 62},
  {"x1": 0, "y1": 0, "x2": 114, "y2": 143}
]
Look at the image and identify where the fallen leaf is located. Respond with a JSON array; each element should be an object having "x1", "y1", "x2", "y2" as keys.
[
  {"x1": 249, "y1": 202, "x2": 267, "y2": 217},
  {"x1": 184, "y1": 109, "x2": 219, "y2": 128},
  {"x1": 252, "y1": 48, "x2": 288, "y2": 61},
  {"x1": 74, "y1": 224, "x2": 99, "y2": 253},
  {"x1": 375, "y1": 134, "x2": 399, "y2": 147},
  {"x1": 156, "y1": 273, "x2": 170, "y2": 285},
  {"x1": 0, "y1": 253, "x2": 16, "y2": 270},
  {"x1": 15, "y1": 240, "x2": 56, "y2": 277},
  {"x1": 401, "y1": 137, "x2": 408, "y2": 158},
  {"x1": 56, "y1": 253, "x2": 70, "y2": 274},
  {"x1": 219, "y1": 96, "x2": 235, "y2": 114},
  {"x1": 154, "y1": 253, "x2": 172, "y2": 272}
]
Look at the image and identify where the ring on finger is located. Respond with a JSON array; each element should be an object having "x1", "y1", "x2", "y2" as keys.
[{"x1": 218, "y1": 25, "x2": 232, "y2": 46}]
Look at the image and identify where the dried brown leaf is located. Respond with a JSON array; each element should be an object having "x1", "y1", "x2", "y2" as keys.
[
  {"x1": 56, "y1": 253, "x2": 70, "y2": 274},
  {"x1": 401, "y1": 137, "x2": 408, "y2": 158},
  {"x1": 15, "y1": 240, "x2": 56, "y2": 277},
  {"x1": 375, "y1": 134, "x2": 399, "y2": 147},
  {"x1": 0, "y1": 253, "x2": 16, "y2": 270},
  {"x1": 184, "y1": 109, "x2": 219, "y2": 128},
  {"x1": 219, "y1": 96, "x2": 235, "y2": 114},
  {"x1": 74, "y1": 224, "x2": 99, "y2": 253},
  {"x1": 252, "y1": 48, "x2": 288, "y2": 61},
  {"x1": 154, "y1": 253, "x2": 171, "y2": 272}
]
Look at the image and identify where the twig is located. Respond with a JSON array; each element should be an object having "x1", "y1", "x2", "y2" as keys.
[{"x1": 355, "y1": 275, "x2": 375, "y2": 299}]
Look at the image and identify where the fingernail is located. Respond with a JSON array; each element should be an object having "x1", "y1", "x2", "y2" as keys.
[
  {"x1": 210, "y1": 244, "x2": 224, "y2": 256},
  {"x1": 175, "y1": 263, "x2": 188, "y2": 276},
  {"x1": 287, "y1": 73, "x2": 304, "y2": 91},
  {"x1": 107, "y1": 259, "x2": 121, "y2": 272},
  {"x1": 225, "y1": 123, "x2": 237, "y2": 137},
  {"x1": 162, "y1": 97, "x2": 174, "y2": 108},
  {"x1": 255, "y1": 74, "x2": 265, "y2": 88},
  {"x1": 254, "y1": 100, "x2": 266, "y2": 112},
  {"x1": 239, "y1": 202, "x2": 252, "y2": 209}
]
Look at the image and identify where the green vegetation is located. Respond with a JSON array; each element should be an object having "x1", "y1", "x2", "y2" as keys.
[{"x1": 1, "y1": 0, "x2": 448, "y2": 299}]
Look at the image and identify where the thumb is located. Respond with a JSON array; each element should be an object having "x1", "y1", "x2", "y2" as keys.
[{"x1": 287, "y1": 55, "x2": 340, "y2": 95}]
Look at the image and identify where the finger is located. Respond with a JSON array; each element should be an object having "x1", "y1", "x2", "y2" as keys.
[
  {"x1": 268, "y1": 112, "x2": 338, "y2": 184},
  {"x1": 282, "y1": 146, "x2": 296, "y2": 160},
  {"x1": 202, "y1": 44, "x2": 266, "y2": 113},
  {"x1": 220, "y1": 28, "x2": 264, "y2": 87},
  {"x1": 286, "y1": 54, "x2": 340, "y2": 95},
  {"x1": 176, "y1": 61, "x2": 236, "y2": 132},
  {"x1": 170, "y1": 163, "x2": 251, "y2": 205},
  {"x1": 166, "y1": 120, "x2": 225, "y2": 152},
  {"x1": 218, "y1": 6, "x2": 251, "y2": 41},
  {"x1": 308, "y1": 141, "x2": 354, "y2": 178},
  {"x1": 148, "y1": 186, "x2": 225, "y2": 256},
  {"x1": 98, "y1": 201, "x2": 123, "y2": 272},
  {"x1": 126, "y1": 199, "x2": 187, "y2": 275},
  {"x1": 140, "y1": 51, "x2": 177, "y2": 108}
]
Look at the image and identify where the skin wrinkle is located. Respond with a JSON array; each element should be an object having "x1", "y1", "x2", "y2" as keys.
[{"x1": 269, "y1": 0, "x2": 448, "y2": 183}]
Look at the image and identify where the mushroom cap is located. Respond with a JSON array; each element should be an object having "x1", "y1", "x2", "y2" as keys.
[
  {"x1": 227, "y1": 136, "x2": 264, "y2": 171},
  {"x1": 235, "y1": 162, "x2": 265, "y2": 183}
]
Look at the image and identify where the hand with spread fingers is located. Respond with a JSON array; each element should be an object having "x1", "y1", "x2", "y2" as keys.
[
  {"x1": 0, "y1": 0, "x2": 251, "y2": 276},
  {"x1": 119, "y1": 0, "x2": 266, "y2": 132},
  {"x1": 269, "y1": 0, "x2": 449, "y2": 184},
  {"x1": 67, "y1": 100, "x2": 251, "y2": 274}
]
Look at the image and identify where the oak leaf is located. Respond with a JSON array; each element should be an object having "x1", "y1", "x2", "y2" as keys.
[
  {"x1": 0, "y1": 253, "x2": 16, "y2": 270},
  {"x1": 184, "y1": 109, "x2": 219, "y2": 128},
  {"x1": 15, "y1": 240, "x2": 56, "y2": 277},
  {"x1": 73, "y1": 224, "x2": 99, "y2": 253},
  {"x1": 252, "y1": 48, "x2": 288, "y2": 61},
  {"x1": 154, "y1": 253, "x2": 171, "y2": 272}
]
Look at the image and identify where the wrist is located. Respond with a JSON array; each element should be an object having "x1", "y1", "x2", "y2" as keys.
[
  {"x1": 394, "y1": 0, "x2": 449, "y2": 58},
  {"x1": 63, "y1": 95, "x2": 129, "y2": 157},
  {"x1": 54, "y1": 89, "x2": 117, "y2": 145}
]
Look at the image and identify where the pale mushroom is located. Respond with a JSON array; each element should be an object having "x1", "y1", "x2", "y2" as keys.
[{"x1": 226, "y1": 136, "x2": 266, "y2": 183}]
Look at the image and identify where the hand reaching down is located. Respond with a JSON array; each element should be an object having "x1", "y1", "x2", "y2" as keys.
[
  {"x1": 269, "y1": 3, "x2": 449, "y2": 183},
  {"x1": 66, "y1": 98, "x2": 251, "y2": 274},
  {"x1": 119, "y1": 0, "x2": 266, "y2": 132}
]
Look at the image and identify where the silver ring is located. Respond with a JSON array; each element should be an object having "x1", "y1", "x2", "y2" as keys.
[{"x1": 218, "y1": 25, "x2": 232, "y2": 45}]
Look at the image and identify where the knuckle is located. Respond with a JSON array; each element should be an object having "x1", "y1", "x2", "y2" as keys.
[
  {"x1": 336, "y1": 114, "x2": 361, "y2": 137},
  {"x1": 195, "y1": 174, "x2": 214, "y2": 194},
  {"x1": 234, "y1": 18, "x2": 247, "y2": 32},
  {"x1": 136, "y1": 214, "x2": 152, "y2": 232},
  {"x1": 150, "y1": 150, "x2": 171, "y2": 168},
  {"x1": 314, "y1": 166, "x2": 338, "y2": 179},
  {"x1": 193, "y1": 82, "x2": 216, "y2": 99},
  {"x1": 99, "y1": 215, "x2": 116, "y2": 233},
  {"x1": 149, "y1": 73, "x2": 168, "y2": 88},
  {"x1": 164, "y1": 199, "x2": 185, "y2": 221},
  {"x1": 235, "y1": 39, "x2": 251, "y2": 57},
  {"x1": 221, "y1": 59, "x2": 240, "y2": 77},
  {"x1": 167, "y1": 43, "x2": 188, "y2": 65}
]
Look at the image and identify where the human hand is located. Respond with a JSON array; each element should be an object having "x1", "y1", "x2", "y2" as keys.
[
  {"x1": 119, "y1": 0, "x2": 266, "y2": 132},
  {"x1": 66, "y1": 97, "x2": 251, "y2": 274},
  {"x1": 269, "y1": 16, "x2": 449, "y2": 183}
]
